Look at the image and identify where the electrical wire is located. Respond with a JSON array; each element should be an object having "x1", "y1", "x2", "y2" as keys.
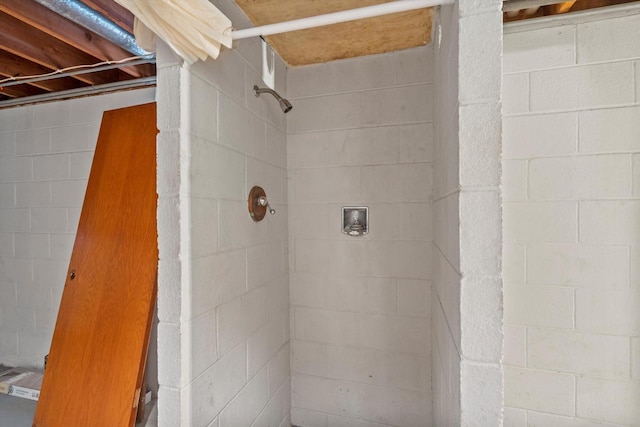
[{"x1": 0, "y1": 54, "x2": 156, "y2": 86}]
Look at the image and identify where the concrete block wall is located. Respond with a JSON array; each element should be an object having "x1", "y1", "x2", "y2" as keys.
[
  {"x1": 0, "y1": 88, "x2": 155, "y2": 369},
  {"x1": 432, "y1": 0, "x2": 503, "y2": 425},
  {"x1": 432, "y1": 3, "x2": 462, "y2": 423},
  {"x1": 155, "y1": 0, "x2": 290, "y2": 424},
  {"x1": 503, "y1": 6, "x2": 640, "y2": 426},
  {"x1": 456, "y1": 1, "x2": 503, "y2": 426},
  {"x1": 287, "y1": 46, "x2": 434, "y2": 427}
]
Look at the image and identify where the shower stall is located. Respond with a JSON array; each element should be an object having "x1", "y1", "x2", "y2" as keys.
[
  {"x1": 154, "y1": 0, "x2": 503, "y2": 425},
  {"x1": 0, "y1": 0, "x2": 503, "y2": 426}
]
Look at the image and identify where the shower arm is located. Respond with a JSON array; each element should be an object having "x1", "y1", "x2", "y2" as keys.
[
  {"x1": 254, "y1": 86, "x2": 281, "y2": 99},
  {"x1": 253, "y1": 85, "x2": 293, "y2": 113}
]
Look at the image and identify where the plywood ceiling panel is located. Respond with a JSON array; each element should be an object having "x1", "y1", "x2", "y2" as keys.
[{"x1": 234, "y1": 0, "x2": 433, "y2": 66}]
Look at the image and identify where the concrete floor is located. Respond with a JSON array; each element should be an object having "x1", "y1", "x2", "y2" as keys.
[
  {"x1": 0, "y1": 394, "x2": 37, "y2": 427},
  {"x1": 0, "y1": 394, "x2": 157, "y2": 426}
]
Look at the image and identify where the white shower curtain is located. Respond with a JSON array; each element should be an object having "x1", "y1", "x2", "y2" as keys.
[{"x1": 115, "y1": 0, "x2": 233, "y2": 64}]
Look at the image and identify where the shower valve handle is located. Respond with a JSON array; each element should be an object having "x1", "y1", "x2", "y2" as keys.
[{"x1": 258, "y1": 195, "x2": 276, "y2": 215}]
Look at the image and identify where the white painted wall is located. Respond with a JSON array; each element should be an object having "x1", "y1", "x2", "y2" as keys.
[
  {"x1": 503, "y1": 6, "x2": 640, "y2": 426},
  {"x1": 432, "y1": 1, "x2": 503, "y2": 425},
  {"x1": 287, "y1": 46, "x2": 434, "y2": 427},
  {"x1": 1, "y1": 2, "x2": 506, "y2": 425},
  {"x1": 0, "y1": 88, "x2": 155, "y2": 369},
  {"x1": 432, "y1": 2, "x2": 463, "y2": 423},
  {"x1": 155, "y1": 1, "x2": 290, "y2": 425}
]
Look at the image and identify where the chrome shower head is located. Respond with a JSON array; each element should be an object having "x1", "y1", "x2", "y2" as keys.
[{"x1": 253, "y1": 85, "x2": 293, "y2": 113}]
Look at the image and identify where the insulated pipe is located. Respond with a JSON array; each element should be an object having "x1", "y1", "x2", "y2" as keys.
[
  {"x1": 231, "y1": 0, "x2": 455, "y2": 40},
  {"x1": 33, "y1": 0, "x2": 148, "y2": 56}
]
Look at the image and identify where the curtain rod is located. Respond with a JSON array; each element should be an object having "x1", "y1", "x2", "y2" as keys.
[{"x1": 231, "y1": 0, "x2": 454, "y2": 40}]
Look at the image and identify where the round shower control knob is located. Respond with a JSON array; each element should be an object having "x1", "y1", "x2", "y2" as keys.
[{"x1": 248, "y1": 186, "x2": 275, "y2": 221}]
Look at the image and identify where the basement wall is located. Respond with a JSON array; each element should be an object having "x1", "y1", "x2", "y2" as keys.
[
  {"x1": 503, "y1": 6, "x2": 640, "y2": 426},
  {"x1": 155, "y1": 1, "x2": 290, "y2": 425},
  {"x1": 287, "y1": 46, "x2": 435, "y2": 427},
  {"x1": 432, "y1": 0, "x2": 503, "y2": 425},
  {"x1": 0, "y1": 88, "x2": 155, "y2": 369}
]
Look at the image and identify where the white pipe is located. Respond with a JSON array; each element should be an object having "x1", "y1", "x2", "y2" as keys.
[
  {"x1": 0, "y1": 56, "x2": 156, "y2": 88},
  {"x1": 0, "y1": 77, "x2": 156, "y2": 109},
  {"x1": 231, "y1": 0, "x2": 453, "y2": 40}
]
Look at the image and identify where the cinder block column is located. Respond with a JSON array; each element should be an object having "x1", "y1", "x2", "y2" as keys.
[
  {"x1": 457, "y1": 1, "x2": 503, "y2": 425},
  {"x1": 432, "y1": 0, "x2": 503, "y2": 425}
]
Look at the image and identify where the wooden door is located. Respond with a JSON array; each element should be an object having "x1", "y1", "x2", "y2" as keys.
[{"x1": 33, "y1": 103, "x2": 158, "y2": 427}]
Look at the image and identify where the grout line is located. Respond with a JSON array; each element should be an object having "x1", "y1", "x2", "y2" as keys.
[
  {"x1": 630, "y1": 154, "x2": 635, "y2": 198},
  {"x1": 525, "y1": 326, "x2": 528, "y2": 367},
  {"x1": 576, "y1": 109, "x2": 581, "y2": 153},
  {"x1": 630, "y1": 336, "x2": 633, "y2": 379},
  {"x1": 504, "y1": 101, "x2": 639, "y2": 119},
  {"x1": 627, "y1": 245, "x2": 632, "y2": 290},
  {"x1": 523, "y1": 243, "x2": 528, "y2": 285},
  {"x1": 572, "y1": 288, "x2": 577, "y2": 330},
  {"x1": 504, "y1": 55, "x2": 640, "y2": 75},
  {"x1": 573, "y1": 374, "x2": 578, "y2": 417},
  {"x1": 576, "y1": 201, "x2": 581, "y2": 244},
  {"x1": 525, "y1": 159, "x2": 530, "y2": 202},
  {"x1": 288, "y1": 81, "x2": 434, "y2": 101},
  {"x1": 573, "y1": 25, "x2": 579, "y2": 66},
  {"x1": 527, "y1": 72, "x2": 532, "y2": 113},
  {"x1": 633, "y1": 60, "x2": 638, "y2": 104}
]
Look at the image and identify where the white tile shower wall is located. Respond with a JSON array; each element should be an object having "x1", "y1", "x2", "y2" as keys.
[
  {"x1": 288, "y1": 45, "x2": 434, "y2": 427},
  {"x1": 0, "y1": 88, "x2": 155, "y2": 368},
  {"x1": 503, "y1": 6, "x2": 640, "y2": 426},
  {"x1": 155, "y1": 3, "x2": 290, "y2": 422}
]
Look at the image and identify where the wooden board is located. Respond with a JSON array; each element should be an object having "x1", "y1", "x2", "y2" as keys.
[
  {"x1": 33, "y1": 103, "x2": 158, "y2": 427},
  {"x1": 503, "y1": 0, "x2": 639, "y2": 22},
  {"x1": 235, "y1": 0, "x2": 433, "y2": 66}
]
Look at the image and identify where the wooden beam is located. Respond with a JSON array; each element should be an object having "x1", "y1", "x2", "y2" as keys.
[
  {"x1": 552, "y1": 1, "x2": 577, "y2": 13},
  {"x1": 0, "y1": 0, "x2": 153, "y2": 78},
  {"x1": 0, "y1": 50, "x2": 85, "y2": 92},
  {"x1": 0, "y1": 80, "x2": 48, "y2": 98},
  {"x1": 566, "y1": 0, "x2": 638, "y2": 12},
  {"x1": 504, "y1": 0, "x2": 639, "y2": 22},
  {"x1": 80, "y1": 0, "x2": 135, "y2": 33},
  {"x1": 0, "y1": 11, "x2": 123, "y2": 86}
]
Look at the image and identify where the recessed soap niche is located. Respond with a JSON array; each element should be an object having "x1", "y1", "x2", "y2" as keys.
[{"x1": 342, "y1": 206, "x2": 368, "y2": 237}]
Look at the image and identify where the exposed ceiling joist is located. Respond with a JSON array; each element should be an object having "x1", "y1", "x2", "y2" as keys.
[
  {"x1": 0, "y1": 0, "x2": 152, "y2": 79},
  {"x1": 552, "y1": 1, "x2": 578, "y2": 13},
  {"x1": 503, "y1": 0, "x2": 640, "y2": 21},
  {"x1": 0, "y1": 50, "x2": 84, "y2": 93},
  {"x1": 0, "y1": 11, "x2": 128, "y2": 86},
  {"x1": 81, "y1": 0, "x2": 134, "y2": 33},
  {"x1": 0, "y1": 0, "x2": 154, "y2": 108}
]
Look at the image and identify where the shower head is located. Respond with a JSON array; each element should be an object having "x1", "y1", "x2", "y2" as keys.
[{"x1": 253, "y1": 85, "x2": 293, "y2": 113}]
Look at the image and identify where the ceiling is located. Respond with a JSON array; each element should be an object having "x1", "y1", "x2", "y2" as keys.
[
  {"x1": 236, "y1": 0, "x2": 640, "y2": 66},
  {"x1": 0, "y1": 0, "x2": 155, "y2": 108},
  {"x1": 235, "y1": 0, "x2": 433, "y2": 67},
  {"x1": 0, "y1": 0, "x2": 637, "y2": 108}
]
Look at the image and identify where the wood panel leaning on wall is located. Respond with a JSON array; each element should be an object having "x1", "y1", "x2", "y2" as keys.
[{"x1": 33, "y1": 103, "x2": 158, "y2": 427}]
